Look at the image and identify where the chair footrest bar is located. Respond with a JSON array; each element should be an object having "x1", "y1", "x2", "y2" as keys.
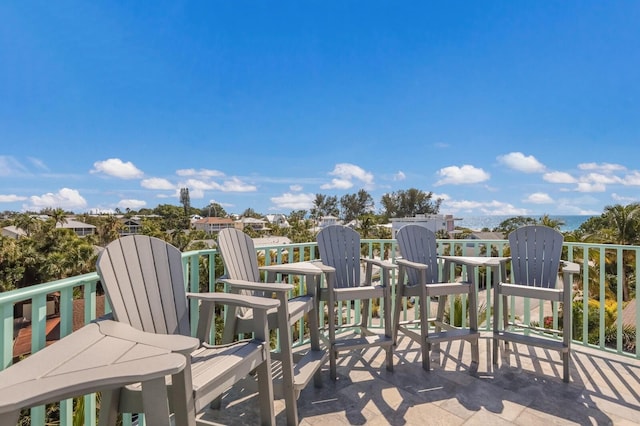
[
  {"x1": 495, "y1": 331, "x2": 568, "y2": 353},
  {"x1": 333, "y1": 335, "x2": 393, "y2": 352},
  {"x1": 292, "y1": 349, "x2": 327, "y2": 391},
  {"x1": 425, "y1": 329, "x2": 479, "y2": 344}
]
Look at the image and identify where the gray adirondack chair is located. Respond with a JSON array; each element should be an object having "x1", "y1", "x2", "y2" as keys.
[
  {"x1": 394, "y1": 225, "x2": 480, "y2": 372},
  {"x1": 315, "y1": 225, "x2": 395, "y2": 380},
  {"x1": 96, "y1": 235, "x2": 278, "y2": 425},
  {"x1": 493, "y1": 225, "x2": 579, "y2": 382},
  {"x1": 217, "y1": 228, "x2": 326, "y2": 426}
]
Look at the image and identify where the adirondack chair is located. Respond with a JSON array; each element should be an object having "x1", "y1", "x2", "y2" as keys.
[
  {"x1": 394, "y1": 225, "x2": 480, "y2": 372},
  {"x1": 493, "y1": 225, "x2": 579, "y2": 382},
  {"x1": 315, "y1": 225, "x2": 395, "y2": 380},
  {"x1": 217, "y1": 228, "x2": 326, "y2": 426},
  {"x1": 96, "y1": 235, "x2": 278, "y2": 426}
]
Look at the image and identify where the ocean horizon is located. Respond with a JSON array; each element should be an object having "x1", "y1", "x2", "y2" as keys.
[{"x1": 455, "y1": 215, "x2": 594, "y2": 232}]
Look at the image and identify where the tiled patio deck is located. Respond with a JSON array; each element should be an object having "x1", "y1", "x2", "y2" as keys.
[{"x1": 198, "y1": 333, "x2": 640, "y2": 425}]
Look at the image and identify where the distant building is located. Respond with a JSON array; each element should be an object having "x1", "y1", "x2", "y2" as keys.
[
  {"x1": 118, "y1": 217, "x2": 142, "y2": 235},
  {"x1": 319, "y1": 215, "x2": 340, "y2": 228},
  {"x1": 265, "y1": 214, "x2": 290, "y2": 228},
  {"x1": 390, "y1": 214, "x2": 456, "y2": 238},
  {"x1": 193, "y1": 217, "x2": 236, "y2": 234},
  {"x1": 235, "y1": 217, "x2": 268, "y2": 232},
  {"x1": 1, "y1": 225, "x2": 26, "y2": 239},
  {"x1": 3, "y1": 218, "x2": 96, "y2": 238},
  {"x1": 57, "y1": 219, "x2": 96, "y2": 237},
  {"x1": 466, "y1": 231, "x2": 505, "y2": 241}
]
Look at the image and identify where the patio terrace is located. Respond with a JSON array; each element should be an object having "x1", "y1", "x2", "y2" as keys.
[
  {"x1": 202, "y1": 333, "x2": 640, "y2": 425},
  {"x1": 1, "y1": 238, "x2": 638, "y2": 425}
]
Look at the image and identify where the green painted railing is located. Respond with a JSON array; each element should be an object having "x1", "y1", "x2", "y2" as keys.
[{"x1": 1, "y1": 238, "x2": 637, "y2": 425}]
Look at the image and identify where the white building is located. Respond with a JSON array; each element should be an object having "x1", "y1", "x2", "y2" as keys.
[{"x1": 389, "y1": 214, "x2": 456, "y2": 238}]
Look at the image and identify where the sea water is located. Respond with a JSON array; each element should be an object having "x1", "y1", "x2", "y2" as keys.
[{"x1": 456, "y1": 215, "x2": 594, "y2": 232}]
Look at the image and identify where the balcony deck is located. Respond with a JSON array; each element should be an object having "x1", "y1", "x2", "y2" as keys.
[{"x1": 200, "y1": 334, "x2": 640, "y2": 425}]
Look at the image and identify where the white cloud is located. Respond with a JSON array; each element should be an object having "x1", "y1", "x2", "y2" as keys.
[
  {"x1": 321, "y1": 163, "x2": 374, "y2": 189},
  {"x1": 578, "y1": 162, "x2": 626, "y2": 173},
  {"x1": 432, "y1": 192, "x2": 450, "y2": 201},
  {"x1": 91, "y1": 158, "x2": 143, "y2": 179},
  {"x1": 524, "y1": 192, "x2": 553, "y2": 204},
  {"x1": 0, "y1": 194, "x2": 28, "y2": 202},
  {"x1": 321, "y1": 178, "x2": 353, "y2": 190},
  {"x1": 543, "y1": 171, "x2": 576, "y2": 184},
  {"x1": 176, "y1": 168, "x2": 225, "y2": 177},
  {"x1": 576, "y1": 182, "x2": 606, "y2": 192},
  {"x1": 435, "y1": 165, "x2": 490, "y2": 186},
  {"x1": 141, "y1": 178, "x2": 175, "y2": 190},
  {"x1": 582, "y1": 173, "x2": 621, "y2": 185},
  {"x1": 117, "y1": 199, "x2": 147, "y2": 209},
  {"x1": 218, "y1": 177, "x2": 257, "y2": 192},
  {"x1": 25, "y1": 188, "x2": 87, "y2": 210},
  {"x1": 290, "y1": 184, "x2": 303, "y2": 192},
  {"x1": 622, "y1": 171, "x2": 640, "y2": 186},
  {"x1": 443, "y1": 199, "x2": 528, "y2": 216},
  {"x1": 480, "y1": 200, "x2": 528, "y2": 215},
  {"x1": 28, "y1": 157, "x2": 49, "y2": 171},
  {"x1": 497, "y1": 152, "x2": 545, "y2": 173},
  {"x1": 612, "y1": 193, "x2": 638, "y2": 203},
  {"x1": 270, "y1": 192, "x2": 316, "y2": 209},
  {"x1": 393, "y1": 171, "x2": 406, "y2": 181},
  {"x1": 0, "y1": 156, "x2": 29, "y2": 176}
]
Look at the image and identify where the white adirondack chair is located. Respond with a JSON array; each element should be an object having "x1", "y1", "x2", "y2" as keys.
[
  {"x1": 394, "y1": 225, "x2": 480, "y2": 372},
  {"x1": 96, "y1": 235, "x2": 278, "y2": 425},
  {"x1": 217, "y1": 228, "x2": 326, "y2": 426},
  {"x1": 493, "y1": 225, "x2": 580, "y2": 382},
  {"x1": 315, "y1": 225, "x2": 395, "y2": 380}
]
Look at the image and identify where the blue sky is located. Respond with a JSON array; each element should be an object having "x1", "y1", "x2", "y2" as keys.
[{"x1": 1, "y1": 2, "x2": 639, "y2": 217}]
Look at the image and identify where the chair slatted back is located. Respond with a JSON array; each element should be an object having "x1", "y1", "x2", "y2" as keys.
[
  {"x1": 396, "y1": 225, "x2": 440, "y2": 285},
  {"x1": 97, "y1": 235, "x2": 191, "y2": 336},
  {"x1": 509, "y1": 225, "x2": 563, "y2": 289},
  {"x1": 218, "y1": 228, "x2": 262, "y2": 283},
  {"x1": 317, "y1": 225, "x2": 361, "y2": 289}
]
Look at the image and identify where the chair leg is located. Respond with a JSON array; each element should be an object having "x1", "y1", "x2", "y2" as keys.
[
  {"x1": 307, "y1": 281, "x2": 323, "y2": 388},
  {"x1": 97, "y1": 389, "x2": 120, "y2": 426},
  {"x1": 383, "y1": 287, "x2": 393, "y2": 372},
  {"x1": 256, "y1": 356, "x2": 276, "y2": 426},
  {"x1": 421, "y1": 293, "x2": 432, "y2": 372},
  {"x1": 468, "y1": 284, "x2": 479, "y2": 370},
  {"x1": 392, "y1": 282, "x2": 404, "y2": 345},
  {"x1": 276, "y1": 301, "x2": 298, "y2": 426},
  {"x1": 328, "y1": 300, "x2": 337, "y2": 381}
]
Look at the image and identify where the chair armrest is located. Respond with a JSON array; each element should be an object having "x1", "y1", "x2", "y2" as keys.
[
  {"x1": 187, "y1": 292, "x2": 281, "y2": 343},
  {"x1": 94, "y1": 319, "x2": 200, "y2": 355},
  {"x1": 561, "y1": 261, "x2": 580, "y2": 274},
  {"x1": 395, "y1": 258, "x2": 429, "y2": 271},
  {"x1": 217, "y1": 278, "x2": 294, "y2": 293},
  {"x1": 361, "y1": 257, "x2": 397, "y2": 271},
  {"x1": 187, "y1": 292, "x2": 281, "y2": 310}
]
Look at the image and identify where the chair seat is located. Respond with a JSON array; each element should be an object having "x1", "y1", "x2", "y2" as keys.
[
  {"x1": 320, "y1": 285, "x2": 386, "y2": 301},
  {"x1": 236, "y1": 295, "x2": 314, "y2": 331},
  {"x1": 121, "y1": 339, "x2": 269, "y2": 413}
]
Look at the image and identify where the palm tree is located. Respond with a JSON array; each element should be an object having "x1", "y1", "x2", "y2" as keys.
[
  {"x1": 603, "y1": 203, "x2": 640, "y2": 245},
  {"x1": 49, "y1": 208, "x2": 68, "y2": 228},
  {"x1": 13, "y1": 213, "x2": 40, "y2": 236},
  {"x1": 601, "y1": 203, "x2": 640, "y2": 301},
  {"x1": 538, "y1": 214, "x2": 565, "y2": 230}
]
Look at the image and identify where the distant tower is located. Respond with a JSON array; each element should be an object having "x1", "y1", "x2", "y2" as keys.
[{"x1": 179, "y1": 188, "x2": 190, "y2": 215}]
